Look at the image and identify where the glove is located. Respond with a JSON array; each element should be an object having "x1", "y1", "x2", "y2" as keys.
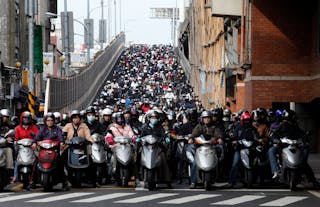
[{"x1": 165, "y1": 137, "x2": 171, "y2": 143}]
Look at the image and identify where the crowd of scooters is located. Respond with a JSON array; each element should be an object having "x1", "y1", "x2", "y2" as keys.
[{"x1": 0, "y1": 44, "x2": 319, "y2": 192}]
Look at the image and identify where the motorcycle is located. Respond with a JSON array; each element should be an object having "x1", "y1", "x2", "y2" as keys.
[
  {"x1": 65, "y1": 137, "x2": 90, "y2": 187},
  {"x1": 280, "y1": 137, "x2": 304, "y2": 191},
  {"x1": 37, "y1": 139, "x2": 60, "y2": 192},
  {"x1": 140, "y1": 135, "x2": 163, "y2": 190},
  {"x1": 91, "y1": 133, "x2": 107, "y2": 185},
  {"x1": 112, "y1": 136, "x2": 134, "y2": 187},
  {"x1": 16, "y1": 138, "x2": 36, "y2": 189},
  {"x1": 238, "y1": 139, "x2": 269, "y2": 187},
  {"x1": 194, "y1": 135, "x2": 219, "y2": 190}
]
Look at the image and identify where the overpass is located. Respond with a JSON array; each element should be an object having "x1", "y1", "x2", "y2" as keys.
[{"x1": 45, "y1": 33, "x2": 125, "y2": 113}]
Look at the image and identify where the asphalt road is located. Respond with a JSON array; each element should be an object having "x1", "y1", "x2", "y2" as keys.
[{"x1": 0, "y1": 183, "x2": 319, "y2": 207}]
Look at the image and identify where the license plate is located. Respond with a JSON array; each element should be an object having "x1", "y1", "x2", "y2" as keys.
[{"x1": 73, "y1": 149, "x2": 84, "y2": 154}]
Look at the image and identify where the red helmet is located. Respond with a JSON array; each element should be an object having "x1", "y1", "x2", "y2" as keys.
[
  {"x1": 20, "y1": 111, "x2": 32, "y2": 125},
  {"x1": 240, "y1": 111, "x2": 251, "y2": 127}
]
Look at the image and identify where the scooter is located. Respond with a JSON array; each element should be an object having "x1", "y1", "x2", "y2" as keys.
[
  {"x1": 194, "y1": 135, "x2": 219, "y2": 190},
  {"x1": 37, "y1": 139, "x2": 60, "y2": 192},
  {"x1": 0, "y1": 136, "x2": 8, "y2": 191},
  {"x1": 280, "y1": 137, "x2": 304, "y2": 191},
  {"x1": 65, "y1": 137, "x2": 90, "y2": 187},
  {"x1": 238, "y1": 139, "x2": 269, "y2": 187},
  {"x1": 16, "y1": 138, "x2": 36, "y2": 189},
  {"x1": 112, "y1": 136, "x2": 134, "y2": 187},
  {"x1": 140, "y1": 135, "x2": 163, "y2": 190},
  {"x1": 91, "y1": 133, "x2": 107, "y2": 185}
]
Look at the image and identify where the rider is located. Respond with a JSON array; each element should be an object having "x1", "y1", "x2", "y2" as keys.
[
  {"x1": 140, "y1": 110, "x2": 172, "y2": 188},
  {"x1": 12, "y1": 111, "x2": 39, "y2": 184},
  {"x1": 32, "y1": 113, "x2": 68, "y2": 190},
  {"x1": 228, "y1": 111, "x2": 259, "y2": 188},
  {"x1": 62, "y1": 110, "x2": 92, "y2": 142},
  {"x1": 268, "y1": 109, "x2": 320, "y2": 189},
  {"x1": 100, "y1": 107, "x2": 113, "y2": 136},
  {"x1": 188, "y1": 110, "x2": 223, "y2": 189},
  {"x1": 105, "y1": 112, "x2": 138, "y2": 185},
  {"x1": 84, "y1": 106, "x2": 103, "y2": 135}
]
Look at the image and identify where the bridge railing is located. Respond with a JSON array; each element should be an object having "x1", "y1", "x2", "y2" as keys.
[{"x1": 46, "y1": 33, "x2": 125, "y2": 113}]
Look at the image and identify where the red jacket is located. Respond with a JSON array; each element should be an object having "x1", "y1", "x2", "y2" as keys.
[{"x1": 14, "y1": 124, "x2": 39, "y2": 142}]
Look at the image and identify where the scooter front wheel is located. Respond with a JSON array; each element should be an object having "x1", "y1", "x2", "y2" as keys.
[
  {"x1": 146, "y1": 169, "x2": 156, "y2": 190},
  {"x1": 245, "y1": 170, "x2": 254, "y2": 188},
  {"x1": 204, "y1": 172, "x2": 211, "y2": 191},
  {"x1": 289, "y1": 170, "x2": 297, "y2": 191},
  {"x1": 43, "y1": 173, "x2": 52, "y2": 192}
]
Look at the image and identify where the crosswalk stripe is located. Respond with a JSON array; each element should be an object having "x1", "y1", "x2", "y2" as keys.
[
  {"x1": 71, "y1": 193, "x2": 136, "y2": 203},
  {"x1": 0, "y1": 193, "x2": 52, "y2": 202},
  {"x1": 0, "y1": 193, "x2": 14, "y2": 197},
  {"x1": 259, "y1": 196, "x2": 308, "y2": 206},
  {"x1": 159, "y1": 194, "x2": 221, "y2": 204},
  {"x1": 308, "y1": 190, "x2": 320, "y2": 198},
  {"x1": 26, "y1": 192, "x2": 94, "y2": 203},
  {"x1": 211, "y1": 195, "x2": 266, "y2": 205},
  {"x1": 114, "y1": 193, "x2": 178, "y2": 203}
]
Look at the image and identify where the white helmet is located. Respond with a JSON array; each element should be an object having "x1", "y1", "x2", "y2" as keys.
[
  {"x1": 102, "y1": 108, "x2": 113, "y2": 116},
  {"x1": 53, "y1": 112, "x2": 61, "y2": 120},
  {"x1": 0, "y1": 109, "x2": 10, "y2": 117}
]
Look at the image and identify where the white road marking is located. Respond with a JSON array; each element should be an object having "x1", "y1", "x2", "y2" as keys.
[
  {"x1": 259, "y1": 196, "x2": 308, "y2": 206},
  {"x1": 211, "y1": 195, "x2": 266, "y2": 205},
  {"x1": 159, "y1": 194, "x2": 221, "y2": 204},
  {"x1": 114, "y1": 193, "x2": 178, "y2": 203},
  {"x1": 308, "y1": 190, "x2": 320, "y2": 198},
  {"x1": 26, "y1": 192, "x2": 94, "y2": 203},
  {"x1": 71, "y1": 192, "x2": 136, "y2": 203},
  {"x1": 0, "y1": 193, "x2": 52, "y2": 202}
]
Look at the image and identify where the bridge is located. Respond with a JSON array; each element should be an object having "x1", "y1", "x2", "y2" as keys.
[{"x1": 44, "y1": 33, "x2": 125, "y2": 113}]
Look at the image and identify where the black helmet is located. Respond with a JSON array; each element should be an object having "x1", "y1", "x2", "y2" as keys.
[
  {"x1": 282, "y1": 109, "x2": 296, "y2": 123},
  {"x1": 113, "y1": 112, "x2": 124, "y2": 125},
  {"x1": 86, "y1": 106, "x2": 96, "y2": 114},
  {"x1": 200, "y1": 110, "x2": 212, "y2": 119},
  {"x1": 148, "y1": 110, "x2": 159, "y2": 119}
]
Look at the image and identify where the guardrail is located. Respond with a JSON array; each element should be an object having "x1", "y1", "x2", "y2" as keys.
[{"x1": 46, "y1": 33, "x2": 125, "y2": 113}]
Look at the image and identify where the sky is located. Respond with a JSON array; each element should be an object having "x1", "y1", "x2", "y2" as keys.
[{"x1": 57, "y1": 0, "x2": 178, "y2": 46}]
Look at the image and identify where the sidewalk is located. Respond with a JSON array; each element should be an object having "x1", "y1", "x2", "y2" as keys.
[{"x1": 309, "y1": 153, "x2": 320, "y2": 179}]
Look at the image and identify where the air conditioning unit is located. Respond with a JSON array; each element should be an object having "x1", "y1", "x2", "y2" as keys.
[{"x1": 211, "y1": 0, "x2": 243, "y2": 17}]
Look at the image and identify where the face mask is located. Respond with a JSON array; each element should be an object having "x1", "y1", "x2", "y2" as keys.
[
  {"x1": 124, "y1": 118, "x2": 131, "y2": 124},
  {"x1": 87, "y1": 115, "x2": 96, "y2": 123},
  {"x1": 150, "y1": 119, "x2": 158, "y2": 126}
]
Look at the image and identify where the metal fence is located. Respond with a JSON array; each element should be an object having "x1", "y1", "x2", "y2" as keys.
[{"x1": 47, "y1": 33, "x2": 125, "y2": 113}]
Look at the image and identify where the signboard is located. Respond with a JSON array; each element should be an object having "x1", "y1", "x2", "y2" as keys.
[
  {"x1": 150, "y1": 8, "x2": 179, "y2": 19},
  {"x1": 211, "y1": 0, "x2": 243, "y2": 17}
]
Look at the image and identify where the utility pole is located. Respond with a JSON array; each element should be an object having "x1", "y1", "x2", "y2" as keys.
[
  {"x1": 101, "y1": 0, "x2": 104, "y2": 50},
  {"x1": 119, "y1": 0, "x2": 122, "y2": 32},
  {"x1": 64, "y1": 0, "x2": 70, "y2": 75},
  {"x1": 28, "y1": 0, "x2": 34, "y2": 93},
  {"x1": 87, "y1": 0, "x2": 90, "y2": 65},
  {"x1": 108, "y1": 0, "x2": 111, "y2": 43},
  {"x1": 114, "y1": 0, "x2": 116, "y2": 37}
]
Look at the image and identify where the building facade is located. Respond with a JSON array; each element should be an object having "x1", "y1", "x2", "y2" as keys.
[{"x1": 177, "y1": 0, "x2": 320, "y2": 152}]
